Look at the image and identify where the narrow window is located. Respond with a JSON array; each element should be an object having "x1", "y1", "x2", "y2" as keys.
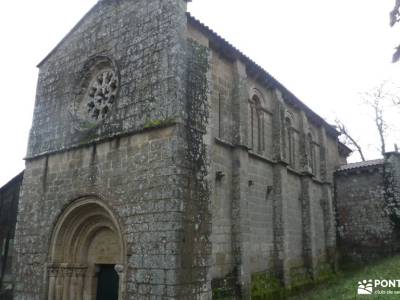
[
  {"x1": 291, "y1": 132, "x2": 296, "y2": 167},
  {"x1": 250, "y1": 102, "x2": 254, "y2": 149},
  {"x1": 285, "y1": 118, "x2": 295, "y2": 167},
  {"x1": 261, "y1": 112, "x2": 265, "y2": 151},
  {"x1": 218, "y1": 93, "x2": 222, "y2": 138},
  {"x1": 251, "y1": 95, "x2": 263, "y2": 153},
  {"x1": 308, "y1": 133, "x2": 315, "y2": 174},
  {"x1": 257, "y1": 111, "x2": 262, "y2": 152}
]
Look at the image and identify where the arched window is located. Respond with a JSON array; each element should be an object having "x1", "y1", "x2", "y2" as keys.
[
  {"x1": 248, "y1": 95, "x2": 265, "y2": 152},
  {"x1": 307, "y1": 132, "x2": 316, "y2": 174},
  {"x1": 256, "y1": 99, "x2": 265, "y2": 153},
  {"x1": 285, "y1": 117, "x2": 295, "y2": 167},
  {"x1": 248, "y1": 99, "x2": 255, "y2": 149},
  {"x1": 249, "y1": 95, "x2": 265, "y2": 153}
]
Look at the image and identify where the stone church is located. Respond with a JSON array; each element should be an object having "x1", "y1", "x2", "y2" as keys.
[{"x1": 1, "y1": 0, "x2": 353, "y2": 299}]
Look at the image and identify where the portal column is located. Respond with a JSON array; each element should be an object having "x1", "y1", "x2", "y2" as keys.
[
  {"x1": 70, "y1": 265, "x2": 87, "y2": 300},
  {"x1": 115, "y1": 264, "x2": 125, "y2": 300},
  {"x1": 62, "y1": 266, "x2": 73, "y2": 300},
  {"x1": 89, "y1": 265, "x2": 101, "y2": 300},
  {"x1": 55, "y1": 266, "x2": 63, "y2": 300},
  {"x1": 47, "y1": 265, "x2": 59, "y2": 300}
]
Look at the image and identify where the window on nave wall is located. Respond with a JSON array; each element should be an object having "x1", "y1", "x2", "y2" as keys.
[
  {"x1": 248, "y1": 93, "x2": 274, "y2": 157},
  {"x1": 307, "y1": 131, "x2": 321, "y2": 177},
  {"x1": 285, "y1": 116, "x2": 296, "y2": 168},
  {"x1": 248, "y1": 95, "x2": 260, "y2": 152}
]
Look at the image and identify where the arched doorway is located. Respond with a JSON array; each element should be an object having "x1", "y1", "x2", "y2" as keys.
[{"x1": 47, "y1": 198, "x2": 125, "y2": 300}]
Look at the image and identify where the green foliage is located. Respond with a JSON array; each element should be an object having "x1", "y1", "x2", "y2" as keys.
[
  {"x1": 287, "y1": 265, "x2": 337, "y2": 297},
  {"x1": 251, "y1": 273, "x2": 285, "y2": 300},
  {"x1": 289, "y1": 268, "x2": 313, "y2": 291},
  {"x1": 289, "y1": 255, "x2": 400, "y2": 300},
  {"x1": 212, "y1": 287, "x2": 235, "y2": 300},
  {"x1": 250, "y1": 265, "x2": 336, "y2": 300},
  {"x1": 316, "y1": 263, "x2": 336, "y2": 283}
]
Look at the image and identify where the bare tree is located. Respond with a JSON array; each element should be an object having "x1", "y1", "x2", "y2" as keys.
[
  {"x1": 362, "y1": 83, "x2": 390, "y2": 156},
  {"x1": 390, "y1": 0, "x2": 400, "y2": 62},
  {"x1": 335, "y1": 119, "x2": 366, "y2": 161}
]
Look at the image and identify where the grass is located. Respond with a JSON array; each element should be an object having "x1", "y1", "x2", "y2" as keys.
[{"x1": 289, "y1": 255, "x2": 400, "y2": 300}]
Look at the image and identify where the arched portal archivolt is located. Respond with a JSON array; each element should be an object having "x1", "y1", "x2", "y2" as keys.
[{"x1": 47, "y1": 198, "x2": 125, "y2": 300}]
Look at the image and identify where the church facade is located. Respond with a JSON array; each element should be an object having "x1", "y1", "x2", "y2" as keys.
[{"x1": 11, "y1": 0, "x2": 349, "y2": 299}]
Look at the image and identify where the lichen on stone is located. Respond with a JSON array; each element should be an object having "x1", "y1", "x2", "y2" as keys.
[
  {"x1": 183, "y1": 39, "x2": 211, "y2": 294},
  {"x1": 143, "y1": 117, "x2": 176, "y2": 129}
]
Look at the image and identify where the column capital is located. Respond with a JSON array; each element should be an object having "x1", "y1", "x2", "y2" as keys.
[
  {"x1": 114, "y1": 264, "x2": 124, "y2": 274},
  {"x1": 47, "y1": 265, "x2": 60, "y2": 277},
  {"x1": 62, "y1": 267, "x2": 74, "y2": 277},
  {"x1": 73, "y1": 266, "x2": 88, "y2": 277}
]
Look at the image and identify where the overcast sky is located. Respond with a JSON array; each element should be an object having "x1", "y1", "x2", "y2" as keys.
[{"x1": 0, "y1": 0, "x2": 399, "y2": 186}]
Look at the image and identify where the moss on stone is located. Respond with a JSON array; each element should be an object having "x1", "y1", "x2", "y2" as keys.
[
  {"x1": 287, "y1": 263, "x2": 338, "y2": 297},
  {"x1": 251, "y1": 272, "x2": 285, "y2": 300},
  {"x1": 79, "y1": 120, "x2": 98, "y2": 131},
  {"x1": 315, "y1": 263, "x2": 336, "y2": 282},
  {"x1": 289, "y1": 266, "x2": 313, "y2": 291},
  {"x1": 211, "y1": 272, "x2": 238, "y2": 300},
  {"x1": 212, "y1": 287, "x2": 235, "y2": 299},
  {"x1": 143, "y1": 117, "x2": 176, "y2": 129},
  {"x1": 183, "y1": 39, "x2": 211, "y2": 293}
]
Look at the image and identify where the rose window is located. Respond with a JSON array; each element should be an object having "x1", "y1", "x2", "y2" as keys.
[{"x1": 86, "y1": 69, "x2": 119, "y2": 121}]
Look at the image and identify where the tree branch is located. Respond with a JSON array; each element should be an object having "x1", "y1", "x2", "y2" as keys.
[
  {"x1": 390, "y1": 0, "x2": 400, "y2": 26},
  {"x1": 335, "y1": 119, "x2": 366, "y2": 161},
  {"x1": 362, "y1": 83, "x2": 389, "y2": 156}
]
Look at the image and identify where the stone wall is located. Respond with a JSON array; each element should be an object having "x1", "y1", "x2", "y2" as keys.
[
  {"x1": 0, "y1": 172, "x2": 23, "y2": 300},
  {"x1": 187, "y1": 19, "x2": 344, "y2": 298},
  {"x1": 335, "y1": 153, "x2": 400, "y2": 262}
]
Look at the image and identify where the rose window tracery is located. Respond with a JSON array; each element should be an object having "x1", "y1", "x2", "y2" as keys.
[
  {"x1": 86, "y1": 69, "x2": 118, "y2": 121},
  {"x1": 72, "y1": 57, "x2": 120, "y2": 130}
]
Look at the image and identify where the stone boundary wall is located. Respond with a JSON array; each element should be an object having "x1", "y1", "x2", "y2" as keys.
[{"x1": 335, "y1": 153, "x2": 400, "y2": 262}]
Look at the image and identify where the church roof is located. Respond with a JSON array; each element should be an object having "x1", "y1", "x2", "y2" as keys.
[{"x1": 0, "y1": 171, "x2": 24, "y2": 192}]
